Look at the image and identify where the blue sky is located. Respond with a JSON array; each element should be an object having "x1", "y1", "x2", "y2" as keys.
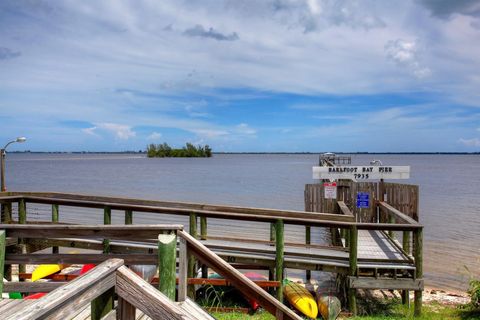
[{"x1": 1, "y1": 0, "x2": 480, "y2": 152}]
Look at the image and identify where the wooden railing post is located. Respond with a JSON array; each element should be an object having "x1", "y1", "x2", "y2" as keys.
[
  {"x1": 125, "y1": 209, "x2": 133, "y2": 225},
  {"x1": 348, "y1": 225, "x2": 358, "y2": 315},
  {"x1": 403, "y1": 231, "x2": 411, "y2": 255},
  {"x1": 3, "y1": 202, "x2": 12, "y2": 223},
  {"x1": 52, "y1": 204, "x2": 59, "y2": 254},
  {"x1": 188, "y1": 212, "x2": 197, "y2": 299},
  {"x1": 92, "y1": 207, "x2": 114, "y2": 320},
  {"x1": 0, "y1": 230, "x2": 5, "y2": 298},
  {"x1": 91, "y1": 287, "x2": 115, "y2": 320},
  {"x1": 200, "y1": 215, "x2": 208, "y2": 279},
  {"x1": 18, "y1": 199, "x2": 26, "y2": 274},
  {"x1": 305, "y1": 225, "x2": 311, "y2": 281},
  {"x1": 158, "y1": 232, "x2": 177, "y2": 300},
  {"x1": 177, "y1": 235, "x2": 188, "y2": 302},
  {"x1": 275, "y1": 219, "x2": 284, "y2": 302},
  {"x1": 413, "y1": 228, "x2": 423, "y2": 316},
  {"x1": 269, "y1": 222, "x2": 276, "y2": 281},
  {"x1": 103, "y1": 206, "x2": 111, "y2": 253}
]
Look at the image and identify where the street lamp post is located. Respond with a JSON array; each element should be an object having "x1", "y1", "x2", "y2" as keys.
[{"x1": 1, "y1": 137, "x2": 27, "y2": 192}]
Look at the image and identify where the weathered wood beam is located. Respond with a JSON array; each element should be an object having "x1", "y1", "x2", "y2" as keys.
[
  {"x1": 0, "y1": 230, "x2": 5, "y2": 297},
  {"x1": 348, "y1": 277, "x2": 423, "y2": 290},
  {"x1": 6, "y1": 253, "x2": 158, "y2": 265},
  {"x1": 116, "y1": 265, "x2": 187, "y2": 320},
  {"x1": 1, "y1": 224, "x2": 183, "y2": 240},
  {"x1": 5, "y1": 259, "x2": 123, "y2": 320},
  {"x1": 178, "y1": 230, "x2": 302, "y2": 320}
]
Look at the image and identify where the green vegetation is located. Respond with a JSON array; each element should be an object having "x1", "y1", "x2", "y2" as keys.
[
  {"x1": 212, "y1": 311, "x2": 274, "y2": 320},
  {"x1": 146, "y1": 142, "x2": 212, "y2": 158},
  {"x1": 212, "y1": 299, "x2": 480, "y2": 320}
]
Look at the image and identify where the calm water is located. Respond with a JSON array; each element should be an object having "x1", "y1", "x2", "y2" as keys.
[{"x1": 4, "y1": 153, "x2": 480, "y2": 292}]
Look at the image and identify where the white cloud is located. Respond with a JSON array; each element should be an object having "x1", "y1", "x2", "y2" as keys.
[
  {"x1": 147, "y1": 132, "x2": 162, "y2": 140},
  {"x1": 459, "y1": 137, "x2": 480, "y2": 147},
  {"x1": 191, "y1": 129, "x2": 229, "y2": 139},
  {"x1": 85, "y1": 123, "x2": 136, "y2": 140},
  {"x1": 235, "y1": 123, "x2": 256, "y2": 135},
  {"x1": 385, "y1": 39, "x2": 431, "y2": 79},
  {"x1": 82, "y1": 126, "x2": 98, "y2": 136}
]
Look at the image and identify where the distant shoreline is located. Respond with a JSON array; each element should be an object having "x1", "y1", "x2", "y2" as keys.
[{"x1": 8, "y1": 151, "x2": 480, "y2": 155}]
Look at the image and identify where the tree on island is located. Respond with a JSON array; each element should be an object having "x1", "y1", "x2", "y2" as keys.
[{"x1": 146, "y1": 142, "x2": 212, "y2": 157}]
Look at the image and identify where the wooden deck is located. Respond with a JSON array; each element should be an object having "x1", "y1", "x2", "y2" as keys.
[{"x1": 0, "y1": 190, "x2": 424, "y2": 317}]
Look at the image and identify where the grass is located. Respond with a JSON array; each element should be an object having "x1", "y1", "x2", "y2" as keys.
[{"x1": 212, "y1": 301, "x2": 480, "y2": 320}]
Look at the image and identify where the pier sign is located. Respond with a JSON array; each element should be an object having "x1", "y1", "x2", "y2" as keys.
[
  {"x1": 323, "y1": 182, "x2": 337, "y2": 199},
  {"x1": 356, "y1": 192, "x2": 370, "y2": 208},
  {"x1": 312, "y1": 166, "x2": 410, "y2": 180}
]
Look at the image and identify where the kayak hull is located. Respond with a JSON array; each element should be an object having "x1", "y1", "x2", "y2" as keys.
[
  {"x1": 31, "y1": 264, "x2": 64, "y2": 282},
  {"x1": 317, "y1": 294, "x2": 341, "y2": 320},
  {"x1": 283, "y1": 281, "x2": 318, "y2": 319}
]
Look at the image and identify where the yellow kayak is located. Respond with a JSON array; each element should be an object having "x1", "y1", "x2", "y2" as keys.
[
  {"x1": 283, "y1": 280, "x2": 318, "y2": 319},
  {"x1": 31, "y1": 264, "x2": 65, "y2": 282}
]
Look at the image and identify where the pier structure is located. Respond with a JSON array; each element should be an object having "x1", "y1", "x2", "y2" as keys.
[{"x1": 0, "y1": 188, "x2": 422, "y2": 318}]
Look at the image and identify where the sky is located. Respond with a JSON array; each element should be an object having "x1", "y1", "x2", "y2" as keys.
[{"x1": 1, "y1": 0, "x2": 480, "y2": 152}]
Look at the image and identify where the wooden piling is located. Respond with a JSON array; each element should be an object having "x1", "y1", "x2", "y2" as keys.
[
  {"x1": 305, "y1": 225, "x2": 311, "y2": 281},
  {"x1": 125, "y1": 209, "x2": 133, "y2": 225},
  {"x1": 0, "y1": 230, "x2": 5, "y2": 297},
  {"x1": 52, "y1": 204, "x2": 59, "y2": 254},
  {"x1": 199, "y1": 215, "x2": 209, "y2": 278},
  {"x1": 103, "y1": 206, "x2": 111, "y2": 254},
  {"x1": 403, "y1": 231, "x2": 411, "y2": 255},
  {"x1": 275, "y1": 219, "x2": 284, "y2": 302},
  {"x1": 413, "y1": 228, "x2": 423, "y2": 316},
  {"x1": 158, "y1": 232, "x2": 177, "y2": 300},
  {"x1": 269, "y1": 222, "x2": 276, "y2": 281},
  {"x1": 18, "y1": 199, "x2": 26, "y2": 274},
  {"x1": 348, "y1": 225, "x2": 358, "y2": 315},
  {"x1": 91, "y1": 287, "x2": 114, "y2": 320},
  {"x1": 188, "y1": 212, "x2": 197, "y2": 299},
  {"x1": 3, "y1": 203, "x2": 12, "y2": 223}
]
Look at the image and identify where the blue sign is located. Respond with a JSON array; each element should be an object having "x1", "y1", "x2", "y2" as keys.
[{"x1": 356, "y1": 192, "x2": 370, "y2": 208}]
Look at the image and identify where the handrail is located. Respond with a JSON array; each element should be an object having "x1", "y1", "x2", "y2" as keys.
[
  {"x1": 5, "y1": 259, "x2": 123, "y2": 320},
  {"x1": 4, "y1": 191, "x2": 353, "y2": 221},
  {"x1": 379, "y1": 201, "x2": 419, "y2": 225},
  {"x1": 178, "y1": 230, "x2": 303, "y2": 320},
  {"x1": 0, "y1": 193, "x2": 424, "y2": 230}
]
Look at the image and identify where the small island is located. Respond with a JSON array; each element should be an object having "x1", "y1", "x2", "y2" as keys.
[{"x1": 146, "y1": 142, "x2": 212, "y2": 158}]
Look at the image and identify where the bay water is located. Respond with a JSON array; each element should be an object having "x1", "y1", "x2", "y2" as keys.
[{"x1": 5, "y1": 153, "x2": 479, "y2": 292}]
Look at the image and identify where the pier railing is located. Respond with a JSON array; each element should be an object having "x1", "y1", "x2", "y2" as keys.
[{"x1": 0, "y1": 191, "x2": 423, "y2": 316}]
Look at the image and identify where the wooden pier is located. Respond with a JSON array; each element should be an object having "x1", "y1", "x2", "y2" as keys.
[{"x1": 0, "y1": 187, "x2": 423, "y2": 318}]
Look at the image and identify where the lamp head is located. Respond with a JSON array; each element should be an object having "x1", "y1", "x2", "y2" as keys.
[{"x1": 16, "y1": 137, "x2": 27, "y2": 143}]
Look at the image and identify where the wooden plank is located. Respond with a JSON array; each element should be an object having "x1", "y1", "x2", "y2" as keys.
[
  {"x1": 6, "y1": 253, "x2": 158, "y2": 265},
  {"x1": 3, "y1": 281, "x2": 66, "y2": 293},
  {"x1": 19, "y1": 194, "x2": 356, "y2": 224},
  {"x1": 116, "y1": 265, "x2": 189, "y2": 320},
  {"x1": 5, "y1": 259, "x2": 123, "y2": 320},
  {"x1": 178, "y1": 298, "x2": 215, "y2": 320},
  {"x1": 379, "y1": 202, "x2": 419, "y2": 225},
  {"x1": 1, "y1": 224, "x2": 184, "y2": 240},
  {"x1": 178, "y1": 230, "x2": 302, "y2": 320},
  {"x1": 348, "y1": 277, "x2": 423, "y2": 290},
  {"x1": 188, "y1": 213, "x2": 197, "y2": 299}
]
